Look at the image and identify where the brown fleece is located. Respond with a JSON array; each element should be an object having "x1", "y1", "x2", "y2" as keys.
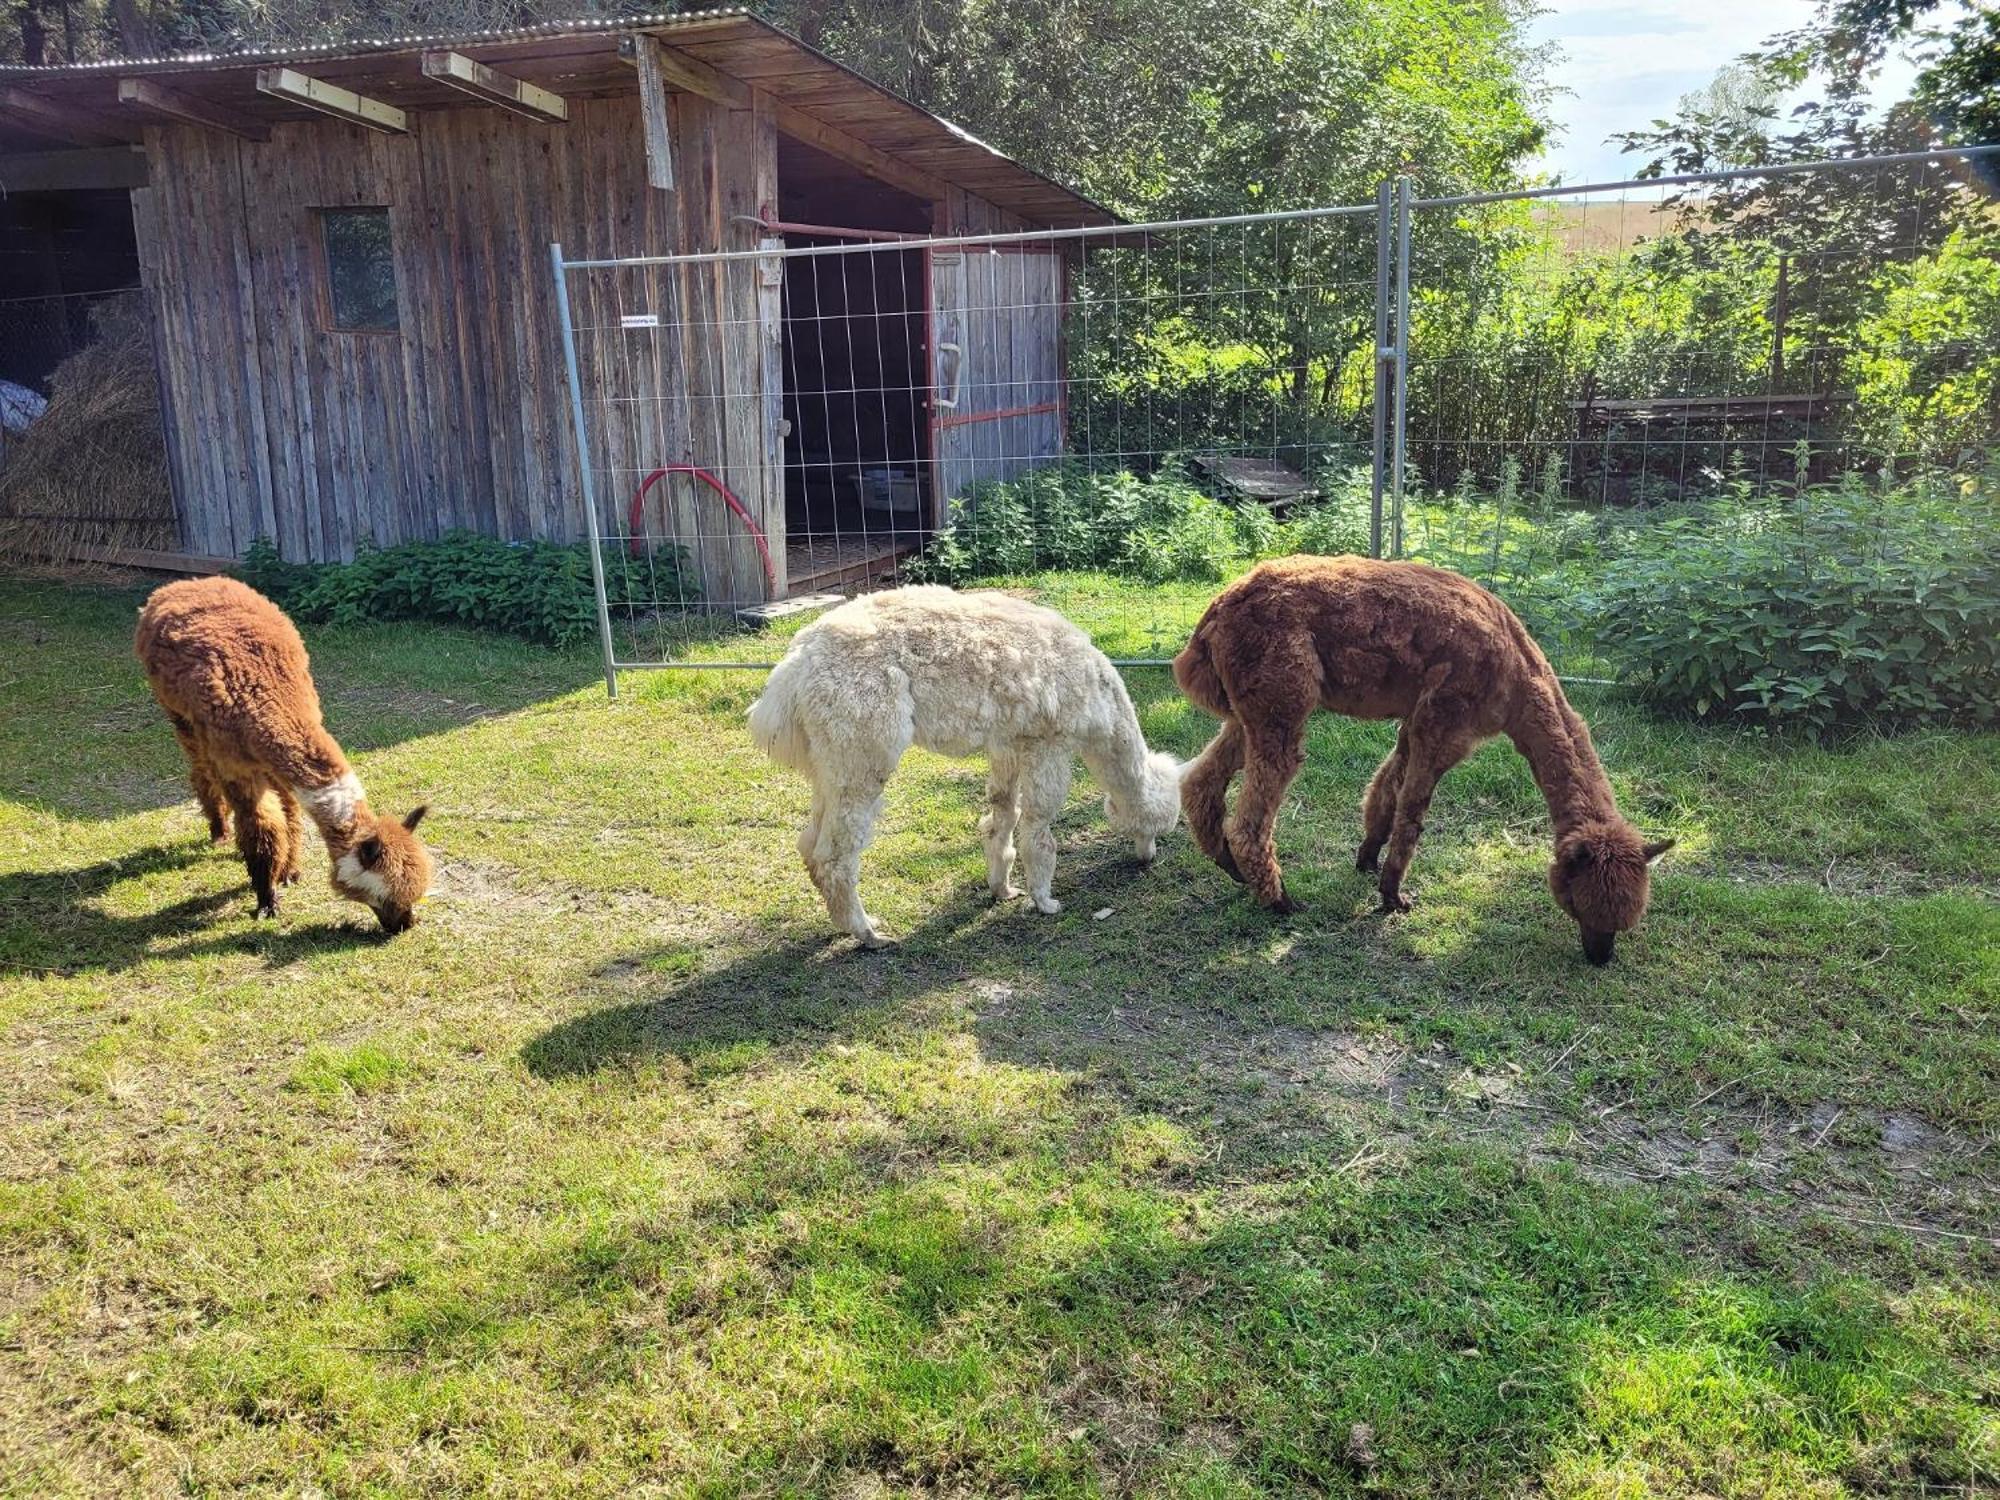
[
  {"x1": 135, "y1": 576, "x2": 433, "y2": 931},
  {"x1": 1174, "y1": 555, "x2": 1671, "y2": 962}
]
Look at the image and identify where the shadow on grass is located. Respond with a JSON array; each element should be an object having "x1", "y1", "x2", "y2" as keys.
[{"x1": 0, "y1": 839, "x2": 385, "y2": 977}]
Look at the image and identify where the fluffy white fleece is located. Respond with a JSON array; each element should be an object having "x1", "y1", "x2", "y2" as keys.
[{"x1": 749, "y1": 585, "x2": 1182, "y2": 946}]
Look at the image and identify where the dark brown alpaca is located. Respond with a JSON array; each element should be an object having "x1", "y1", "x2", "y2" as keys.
[
  {"x1": 1174, "y1": 556, "x2": 1672, "y2": 963},
  {"x1": 136, "y1": 576, "x2": 433, "y2": 933}
]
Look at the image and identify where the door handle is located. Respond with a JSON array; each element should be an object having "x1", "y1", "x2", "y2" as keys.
[{"x1": 935, "y1": 341, "x2": 962, "y2": 409}]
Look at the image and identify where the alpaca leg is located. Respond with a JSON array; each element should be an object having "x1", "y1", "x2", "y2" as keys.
[
  {"x1": 169, "y1": 717, "x2": 229, "y2": 843},
  {"x1": 1376, "y1": 710, "x2": 1476, "y2": 914},
  {"x1": 1226, "y1": 719, "x2": 1310, "y2": 914},
  {"x1": 1014, "y1": 750, "x2": 1073, "y2": 915},
  {"x1": 981, "y1": 751, "x2": 1024, "y2": 901},
  {"x1": 797, "y1": 781, "x2": 831, "y2": 903},
  {"x1": 1356, "y1": 725, "x2": 1410, "y2": 873},
  {"x1": 1182, "y1": 719, "x2": 1246, "y2": 881},
  {"x1": 227, "y1": 781, "x2": 288, "y2": 919},
  {"x1": 275, "y1": 786, "x2": 307, "y2": 886},
  {"x1": 809, "y1": 773, "x2": 894, "y2": 947}
]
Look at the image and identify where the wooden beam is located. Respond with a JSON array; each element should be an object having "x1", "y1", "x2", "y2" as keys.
[
  {"x1": 420, "y1": 50, "x2": 568, "y2": 123},
  {"x1": 617, "y1": 32, "x2": 752, "y2": 110},
  {"x1": 629, "y1": 35, "x2": 675, "y2": 190},
  {"x1": 771, "y1": 101, "x2": 944, "y2": 204},
  {"x1": 254, "y1": 68, "x2": 406, "y2": 134},
  {"x1": 0, "y1": 86, "x2": 128, "y2": 147},
  {"x1": 0, "y1": 144, "x2": 147, "y2": 191},
  {"x1": 118, "y1": 78, "x2": 270, "y2": 141}
]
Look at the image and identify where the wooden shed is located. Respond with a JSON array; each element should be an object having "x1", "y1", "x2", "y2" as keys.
[{"x1": 0, "y1": 9, "x2": 1112, "y2": 603}]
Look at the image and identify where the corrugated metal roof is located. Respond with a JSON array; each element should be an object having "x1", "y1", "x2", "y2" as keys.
[
  {"x1": 0, "y1": 10, "x2": 1114, "y2": 226},
  {"x1": 0, "y1": 8, "x2": 750, "y2": 74}
]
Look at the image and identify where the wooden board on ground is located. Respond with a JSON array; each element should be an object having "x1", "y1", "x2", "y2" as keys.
[{"x1": 1192, "y1": 455, "x2": 1317, "y2": 505}]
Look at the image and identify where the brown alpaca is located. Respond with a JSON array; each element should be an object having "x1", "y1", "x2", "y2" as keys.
[
  {"x1": 1174, "y1": 556, "x2": 1672, "y2": 964},
  {"x1": 135, "y1": 576, "x2": 433, "y2": 933}
]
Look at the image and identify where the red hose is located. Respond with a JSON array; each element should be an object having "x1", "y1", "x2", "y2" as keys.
[{"x1": 627, "y1": 464, "x2": 777, "y2": 596}]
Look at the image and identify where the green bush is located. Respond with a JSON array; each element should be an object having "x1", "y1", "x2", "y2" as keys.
[
  {"x1": 906, "y1": 460, "x2": 1375, "y2": 586},
  {"x1": 239, "y1": 531, "x2": 696, "y2": 648},
  {"x1": 1577, "y1": 474, "x2": 2000, "y2": 734}
]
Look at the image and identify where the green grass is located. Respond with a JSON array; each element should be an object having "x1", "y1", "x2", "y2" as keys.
[{"x1": 2, "y1": 573, "x2": 1997, "y2": 1497}]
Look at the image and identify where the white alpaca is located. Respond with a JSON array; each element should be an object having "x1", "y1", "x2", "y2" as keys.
[{"x1": 748, "y1": 585, "x2": 1182, "y2": 946}]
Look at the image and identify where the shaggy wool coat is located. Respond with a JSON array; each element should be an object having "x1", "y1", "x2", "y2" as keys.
[
  {"x1": 1174, "y1": 555, "x2": 1670, "y2": 962},
  {"x1": 136, "y1": 576, "x2": 432, "y2": 931},
  {"x1": 749, "y1": 585, "x2": 1181, "y2": 946}
]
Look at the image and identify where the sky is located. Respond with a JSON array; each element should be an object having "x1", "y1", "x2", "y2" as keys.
[{"x1": 1525, "y1": 0, "x2": 1931, "y2": 185}]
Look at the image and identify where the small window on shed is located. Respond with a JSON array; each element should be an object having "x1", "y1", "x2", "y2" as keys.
[{"x1": 319, "y1": 208, "x2": 400, "y2": 331}]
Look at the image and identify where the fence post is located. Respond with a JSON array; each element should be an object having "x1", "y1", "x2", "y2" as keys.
[
  {"x1": 550, "y1": 241, "x2": 620, "y2": 699},
  {"x1": 1391, "y1": 174, "x2": 1413, "y2": 558},
  {"x1": 1370, "y1": 178, "x2": 1393, "y2": 560}
]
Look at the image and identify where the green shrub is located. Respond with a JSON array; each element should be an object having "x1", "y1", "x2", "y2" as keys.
[
  {"x1": 239, "y1": 531, "x2": 695, "y2": 648},
  {"x1": 1577, "y1": 474, "x2": 2000, "y2": 734},
  {"x1": 908, "y1": 462, "x2": 1260, "y2": 585},
  {"x1": 905, "y1": 458, "x2": 1397, "y2": 588}
]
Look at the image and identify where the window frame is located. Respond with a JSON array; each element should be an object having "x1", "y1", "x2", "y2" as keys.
[{"x1": 315, "y1": 205, "x2": 403, "y2": 336}]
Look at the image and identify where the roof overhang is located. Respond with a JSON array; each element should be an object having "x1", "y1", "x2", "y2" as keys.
[{"x1": 0, "y1": 9, "x2": 1115, "y2": 226}]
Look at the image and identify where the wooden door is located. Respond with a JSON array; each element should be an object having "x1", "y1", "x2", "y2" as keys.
[{"x1": 927, "y1": 244, "x2": 1064, "y2": 519}]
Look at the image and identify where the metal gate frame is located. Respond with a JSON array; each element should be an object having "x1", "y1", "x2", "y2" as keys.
[{"x1": 556, "y1": 144, "x2": 1998, "y2": 696}]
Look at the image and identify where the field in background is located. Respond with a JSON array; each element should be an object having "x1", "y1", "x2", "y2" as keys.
[{"x1": 2, "y1": 574, "x2": 1997, "y2": 1496}]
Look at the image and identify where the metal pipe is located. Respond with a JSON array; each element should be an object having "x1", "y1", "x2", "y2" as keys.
[
  {"x1": 735, "y1": 214, "x2": 927, "y2": 243},
  {"x1": 1413, "y1": 143, "x2": 2000, "y2": 210},
  {"x1": 564, "y1": 198, "x2": 1380, "y2": 269},
  {"x1": 549, "y1": 241, "x2": 620, "y2": 699},
  {"x1": 603, "y1": 657, "x2": 1182, "y2": 672},
  {"x1": 1391, "y1": 174, "x2": 1412, "y2": 559},
  {"x1": 1370, "y1": 178, "x2": 1392, "y2": 560}
]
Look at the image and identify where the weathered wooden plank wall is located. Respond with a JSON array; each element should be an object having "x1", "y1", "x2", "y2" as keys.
[
  {"x1": 138, "y1": 92, "x2": 781, "y2": 605},
  {"x1": 931, "y1": 188, "x2": 1064, "y2": 507}
]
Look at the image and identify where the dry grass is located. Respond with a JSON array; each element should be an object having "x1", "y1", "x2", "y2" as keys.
[{"x1": 0, "y1": 293, "x2": 175, "y2": 567}]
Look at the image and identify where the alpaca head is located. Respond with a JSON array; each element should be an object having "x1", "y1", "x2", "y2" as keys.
[
  {"x1": 332, "y1": 805, "x2": 434, "y2": 933},
  {"x1": 1105, "y1": 750, "x2": 1183, "y2": 861},
  {"x1": 1548, "y1": 820, "x2": 1674, "y2": 965}
]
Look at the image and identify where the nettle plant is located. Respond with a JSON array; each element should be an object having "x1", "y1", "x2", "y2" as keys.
[
  {"x1": 907, "y1": 458, "x2": 1377, "y2": 586},
  {"x1": 241, "y1": 532, "x2": 696, "y2": 648},
  {"x1": 1580, "y1": 468, "x2": 2000, "y2": 735}
]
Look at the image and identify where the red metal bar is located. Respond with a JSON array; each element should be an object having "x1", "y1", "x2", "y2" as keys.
[
  {"x1": 748, "y1": 211, "x2": 927, "y2": 243},
  {"x1": 937, "y1": 399, "x2": 1061, "y2": 430}
]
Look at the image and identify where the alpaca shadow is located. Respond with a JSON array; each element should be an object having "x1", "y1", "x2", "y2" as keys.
[
  {"x1": 522, "y1": 841, "x2": 1180, "y2": 1082},
  {"x1": 0, "y1": 838, "x2": 381, "y2": 977}
]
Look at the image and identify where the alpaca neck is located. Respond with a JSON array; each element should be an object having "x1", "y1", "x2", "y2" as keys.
[
  {"x1": 291, "y1": 769, "x2": 372, "y2": 853},
  {"x1": 1078, "y1": 707, "x2": 1150, "y2": 803},
  {"x1": 1504, "y1": 676, "x2": 1621, "y2": 837}
]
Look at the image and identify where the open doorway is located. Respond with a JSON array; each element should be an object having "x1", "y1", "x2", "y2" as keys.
[{"x1": 774, "y1": 135, "x2": 935, "y2": 594}]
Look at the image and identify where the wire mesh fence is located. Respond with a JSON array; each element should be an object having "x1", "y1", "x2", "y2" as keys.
[{"x1": 555, "y1": 146, "x2": 2000, "y2": 692}]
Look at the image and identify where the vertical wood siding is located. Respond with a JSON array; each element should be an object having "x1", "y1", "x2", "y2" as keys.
[{"x1": 138, "y1": 94, "x2": 781, "y2": 606}]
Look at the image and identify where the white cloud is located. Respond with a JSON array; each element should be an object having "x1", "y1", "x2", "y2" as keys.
[{"x1": 1527, "y1": 0, "x2": 1931, "y2": 185}]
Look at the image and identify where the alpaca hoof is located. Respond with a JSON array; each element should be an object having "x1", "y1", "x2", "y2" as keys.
[
  {"x1": 1033, "y1": 895, "x2": 1062, "y2": 915},
  {"x1": 1376, "y1": 891, "x2": 1413, "y2": 915},
  {"x1": 990, "y1": 883, "x2": 1022, "y2": 902},
  {"x1": 1355, "y1": 844, "x2": 1382, "y2": 874},
  {"x1": 254, "y1": 898, "x2": 281, "y2": 920},
  {"x1": 1264, "y1": 888, "x2": 1303, "y2": 916},
  {"x1": 278, "y1": 870, "x2": 302, "y2": 887},
  {"x1": 209, "y1": 830, "x2": 230, "y2": 847}
]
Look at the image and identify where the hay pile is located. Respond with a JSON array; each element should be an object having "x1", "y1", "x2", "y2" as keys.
[{"x1": 0, "y1": 293, "x2": 177, "y2": 564}]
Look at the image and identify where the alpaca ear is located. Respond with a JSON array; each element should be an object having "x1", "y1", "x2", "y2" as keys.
[
  {"x1": 357, "y1": 836, "x2": 385, "y2": 868},
  {"x1": 403, "y1": 804, "x2": 429, "y2": 833},
  {"x1": 1642, "y1": 837, "x2": 1675, "y2": 866}
]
